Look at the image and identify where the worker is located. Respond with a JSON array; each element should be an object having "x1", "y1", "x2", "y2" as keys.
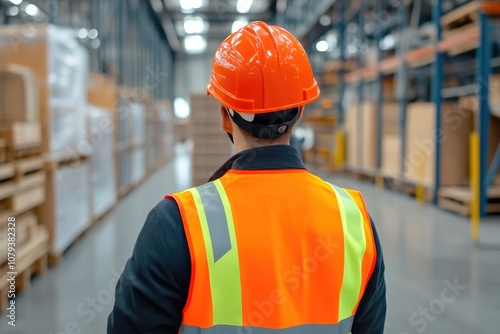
[{"x1": 107, "y1": 21, "x2": 386, "y2": 333}]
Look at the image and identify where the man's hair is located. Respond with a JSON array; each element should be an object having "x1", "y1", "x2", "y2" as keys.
[{"x1": 228, "y1": 107, "x2": 300, "y2": 140}]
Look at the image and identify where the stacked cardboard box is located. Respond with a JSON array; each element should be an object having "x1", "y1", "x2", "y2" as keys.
[
  {"x1": 0, "y1": 64, "x2": 38, "y2": 122},
  {"x1": 0, "y1": 25, "x2": 88, "y2": 162},
  {"x1": 190, "y1": 94, "x2": 233, "y2": 186},
  {"x1": 87, "y1": 73, "x2": 118, "y2": 220},
  {"x1": 0, "y1": 63, "x2": 49, "y2": 309},
  {"x1": 381, "y1": 103, "x2": 401, "y2": 177},
  {"x1": 404, "y1": 102, "x2": 473, "y2": 187},
  {"x1": 115, "y1": 89, "x2": 148, "y2": 195}
]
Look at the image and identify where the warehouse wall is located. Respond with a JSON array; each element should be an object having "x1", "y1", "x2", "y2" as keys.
[{"x1": 174, "y1": 54, "x2": 213, "y2": 98}]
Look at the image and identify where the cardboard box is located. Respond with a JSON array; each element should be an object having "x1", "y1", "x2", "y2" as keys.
[
  {"x1": 382, "y1": 135, "x2": 401, "y2": 177},
  {"x1": 88, "y1": 73, "x2": 117, "y2": 111},
  {"x1": 0, "y1": 64, "x2": 38, "y2": 122},
  {"x1": 404, "y1": 102, "x2": 473, "y2": 186},
  {"x1": 0, "y1": 122, "x2": 41, "y2": 149},
  {"x1": 345, "y1": 102, "x2": 378, "y2": 171},
  {"x1": 0, "y1": 25, "x2": 88, "y2": 161}
]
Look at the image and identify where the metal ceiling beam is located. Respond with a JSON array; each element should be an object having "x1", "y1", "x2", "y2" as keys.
[{"x1": 166, "y1": 10, "x2": 275, "y2": 22}]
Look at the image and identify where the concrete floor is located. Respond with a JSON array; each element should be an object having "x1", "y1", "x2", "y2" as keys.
[{"x1": 2, "y1": 144, "x2": 500, "y2": 333}]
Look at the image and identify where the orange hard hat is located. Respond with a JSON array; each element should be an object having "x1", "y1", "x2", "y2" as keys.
[{"x1": 207, "y1": 21, "x2": 320, "y2": 114}]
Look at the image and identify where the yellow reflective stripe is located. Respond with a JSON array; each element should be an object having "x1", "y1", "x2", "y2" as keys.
[
  {"x1": 328, "y1": 183, "x2": 367, "y2": 320},
  {"x1": 189, "y1": 180, "x2": 243, "y2": 326},
  {"x1": 181, "y1": 316, "x2": 354, "y2": 334}
]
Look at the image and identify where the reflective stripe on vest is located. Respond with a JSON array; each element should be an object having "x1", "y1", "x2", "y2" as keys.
[
  {"x1": 171, "y1": 171, "x2": 376, "y2": 332},
  {"x1": 188, "y1": 180, "x2": 243, "y2": 325},
  {"x1": 328, "y1": 183, "x2": 367, "y2": 320},
  {"x1": 181, "y1": 316, "x2": 354, "y2": 334}
]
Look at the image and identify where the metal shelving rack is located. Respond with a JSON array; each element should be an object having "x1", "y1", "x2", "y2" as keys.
[{"x1": 280, "y1": 0, "x2": 500, "y2": 218}]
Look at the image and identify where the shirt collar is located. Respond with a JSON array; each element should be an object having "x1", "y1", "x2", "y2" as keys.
[{"x1": 209, "y1": 145, "x2": 307, "y2": 181}]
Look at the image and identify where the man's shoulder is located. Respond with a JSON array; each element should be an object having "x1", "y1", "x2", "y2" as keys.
[{"x1": 151, "y1": 197, "x2": 182, "y2": 224}]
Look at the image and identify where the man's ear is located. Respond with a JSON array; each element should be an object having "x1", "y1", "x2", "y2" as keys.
[
  {"x1": 297, "y1": 106, "x2": 305, "y2": 121},
  {"x1": 220, "y1": 106, "x2": 233, "y2": 133}
]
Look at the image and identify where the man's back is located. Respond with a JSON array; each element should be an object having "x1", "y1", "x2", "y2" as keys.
[{"x1": 108, "y1": 145, "x2": 386, "y2": 333}]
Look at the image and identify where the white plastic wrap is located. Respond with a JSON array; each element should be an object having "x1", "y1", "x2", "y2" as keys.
[
  {"x1": 48, "y1": 26, "x2": 89, "y2": 157},
  {"x1": 129, "y1": 102, "x2": 146, "y2": 146},
  {"x1": 118, "y1": 98, "x2": 130, "y2": 145},
  {"x1": 89, "y1": 106, "x2": 117, "y2": 218},
  {"x1": 118, "y1": 150, "x2": 129, "y2": 189},
  {"x1": 129, "y1": 148, "x2": 146, "y2": 184},
  {"x1": 0, "y1": 25, "x2": 89, "y2": 159},
  {"x1": 54, "y1": 162, "x2": 91, "y2": 253}
]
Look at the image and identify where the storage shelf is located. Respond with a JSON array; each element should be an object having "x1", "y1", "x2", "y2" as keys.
[{"x1": 307, "y1": 0, "x2": 499, "y2": 220}]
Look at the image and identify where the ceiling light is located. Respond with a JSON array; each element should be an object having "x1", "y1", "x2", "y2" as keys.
[
  {"x1": 184, "y1": 35, "x2": 207, "y2": 54},
  {"x1": 174, "y1": 97, "x2": 190, "y2": 119},
  {"x1": 236, "y1": 0, "x2": 253, "y2": 13},
  {"x1": 380, "y1": 34, "x2": 396, "y2": 50},
  {"x1": 7, "y1": 6, "x2": 20, "y2": 15},
  {"x1": 184, "y1": 16, "x2": 205, "y2": 34},
  {"x1": 316, "y1": 40, "x2": 329, "y2": 52},
  {"x1": 88, "y1": 29, "x2": 99, "y2": 39},
  {"x1": 320, "y1": 15, "x2": 331, "y2": 26},
  {"x1": 9, "y1": 0, "x2": 23, "y2": 5},
  {"x1": 180, "y1": 0, "x2": 202, "y2": 11},
  {"x1": 232, "y1": 19, "x2": 248, "y2": 33},
  {"x1": 24, "y1": 4, "x2": 40, "y2": 16},
  {"x1": 77, "y1": 28, "x2": 88, "y2": 39}
]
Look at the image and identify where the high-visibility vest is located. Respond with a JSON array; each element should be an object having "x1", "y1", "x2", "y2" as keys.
[{"x1": 168, "y1": 169, "x2": 377, "y2": 334}]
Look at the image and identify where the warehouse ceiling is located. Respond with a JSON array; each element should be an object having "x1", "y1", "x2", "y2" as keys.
[{"x1": 152, "y1": 0, "x2": 277, "y2": 54}]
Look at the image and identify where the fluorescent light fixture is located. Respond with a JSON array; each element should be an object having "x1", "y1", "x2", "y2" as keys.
[
  {"x1": 180, "y1": 0, "x2": 202, "y2": 11},
  {"x1": 90, "y1": 38, "x2": 101, "y2": 49},
  {"x1": 380, "y1": 34, "x2": 396, "y2": 50},
  {"x1": 9, "y1": 0, "x2": 23, "y2": 5},
  {"x1": 24, "y1": 4, "x2": 39, "y2": 16},
  {"x1": 174, "y1": 97, "x2": 190, "y2": 119},
  {"x1": 236, "y1": 0, "x2": 253, "y2": 13},
  {"x1": 320, "y1": 15, "x2": 331, "y2": 26},
  {"x1": 88, "y1": 29, "x2": 99, "y2": 39},
  {"x1": 315, "y1": 40, "x2": 329, "y2": 52},
  {"x1": 184, "y1": 35, "x2": 207, "y2": 54},
  {"x1": 184, "y1": 16, "x2": 205, "y2": 34},
  {"x1": 232, "y1": 19, "x2": 248, "y2": 33},
  {"x1": 77, "y1": 28, "x2": 88, "y2": 39},
  {"x1": 7, "y1": 6, "x2": 20, "y2": 15}
]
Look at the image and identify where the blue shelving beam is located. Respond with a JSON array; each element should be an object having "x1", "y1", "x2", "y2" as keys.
[
  {"x1": 398, "y1": 0, "x2": 408, "y2": 182},
  {"x1": 432, "y1": 0, "x2": 444, "y2": 204},
  {"x1": 477, "y1": 12, "x2": 493, "y2": 217},
  {"x1": 375, "y1": 0, "x2": 383, "y2": 174},
  {"x1": 356, "y1": 2, "x2": 365, "y2": 171},
  {"x1": 338, "y1": 0, "x2": 346, "y2": 127}
]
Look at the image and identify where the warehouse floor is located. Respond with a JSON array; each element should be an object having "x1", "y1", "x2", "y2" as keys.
[{"x1": 2, "y1": 143, "x2": 500, "y2": 334}]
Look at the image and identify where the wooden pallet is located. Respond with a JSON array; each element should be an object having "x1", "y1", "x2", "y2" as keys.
[
  {"x1": 439, "y1": 186, "x2": 500, "y2": 216},
  {"x1": 0, "y1": 224, "x2": 49, "y2": 313},
  {"x1": 441, "y1": 1, "x2": 480, "y2": 38},
  {"x1": 345, "y1": 166, "x2": 376, "y2": 183},
  {"x1": 0, "y1": 139, "x2": 6, "y2": 164},
  {"x1": 402, "y1": 181, "x2": 435, "y2": 203},
  {"x1": 0, "y1": 156, "x2": 45, "y2": 214}
]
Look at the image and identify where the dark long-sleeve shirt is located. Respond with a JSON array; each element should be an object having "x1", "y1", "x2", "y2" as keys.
[{"x1": 108, "y1": 145, "x2": 386, "y2": 333}]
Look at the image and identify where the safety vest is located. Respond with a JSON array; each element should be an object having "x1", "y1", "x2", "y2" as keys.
[{"x1": 168, "y1": 169, "x2": 377, "y2": 334}]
